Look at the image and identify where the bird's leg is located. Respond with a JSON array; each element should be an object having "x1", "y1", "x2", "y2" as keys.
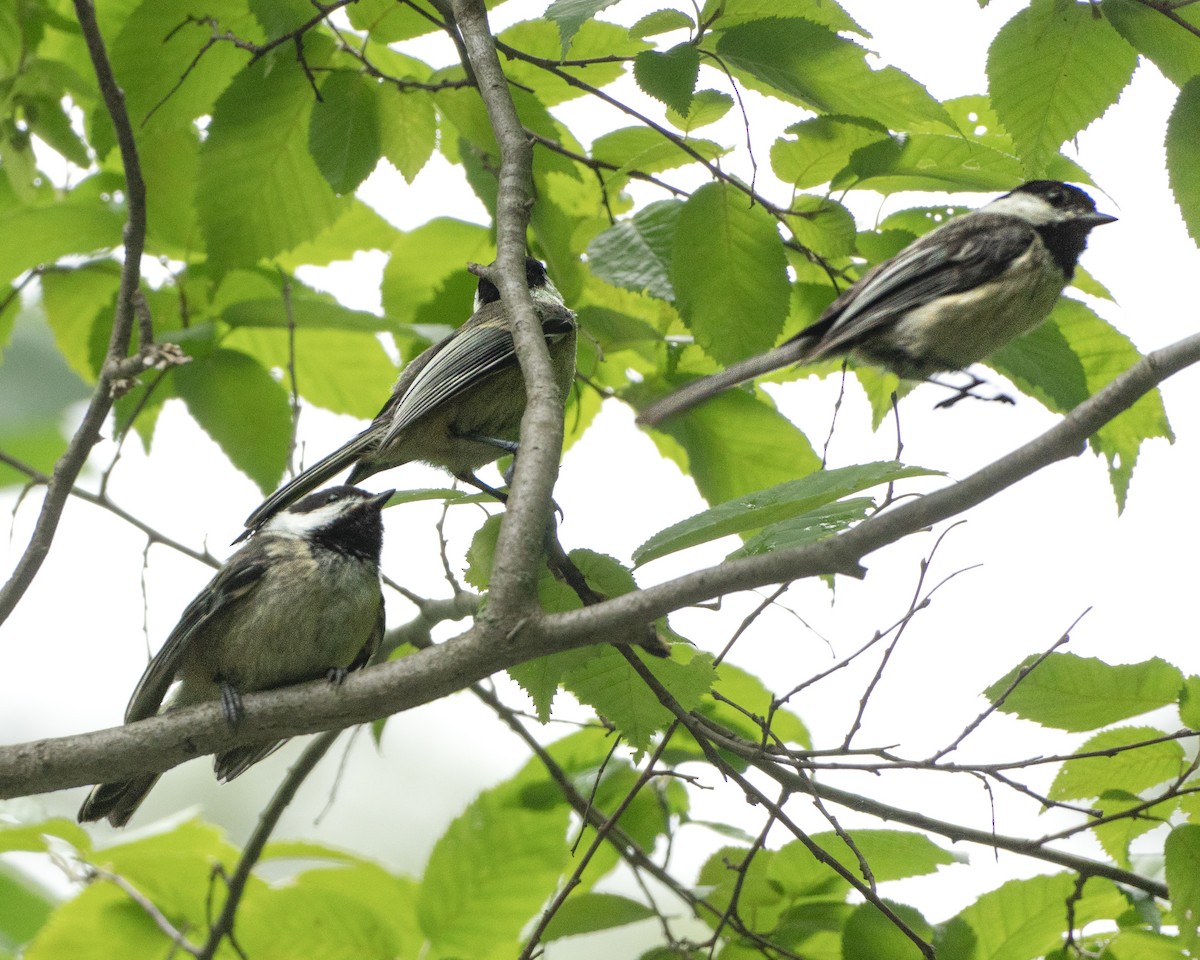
[
  {"x1": 453, "y1": 432, "x2": 521, "y2": 501},
  {"x1": 326, "y1": 667, "x2": 349, "y2": 685},
  {"x1": 930, "y1": 372, "x2": 1015, "y2": 409},
  {"x1": 217, "y1": 680, "x2": 244, "y2": 726},
  {"x1": 455, "y1": 435, "x2": 566, "y2": 520},
  {"x1": 455, "y1": 470, "x2": 510, "y2": 503}
]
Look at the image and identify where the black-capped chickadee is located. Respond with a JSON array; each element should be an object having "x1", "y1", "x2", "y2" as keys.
[
  {"x1": 242, "y1": 257, "x2": 577, "y2": 534},
  {"x1": 638, "y1": 180, "x2": 1116, "y2": 425},
  {"x1": 78, "y1": 486, "x2": 391, "y2": 827}
]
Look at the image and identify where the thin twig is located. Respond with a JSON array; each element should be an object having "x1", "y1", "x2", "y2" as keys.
[
  {"x1": 197, "y1": 730, "x2": 342, "y2": 960},
  {"x1": 0, "y1": 0, "x2": 150, "y2": 626}
]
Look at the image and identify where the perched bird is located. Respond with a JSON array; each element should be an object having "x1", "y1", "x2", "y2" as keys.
[
  {"x1": 638, "y1": 180, "x2": 1116, "y2": 425},
  {"x1": 241, "y1": 257, "x2": 577, "y2": 534},
  {"x1": 78, "y1": 486, "x2": 391, "y2": 828}
]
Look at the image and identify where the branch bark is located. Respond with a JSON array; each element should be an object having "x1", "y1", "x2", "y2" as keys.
[
  {"x1": 5, "y1": 330, "x2": 1199, "y2": 803},
  {"x1": 0, "y1": 0, "x2": 149, "y2": 627},
  {"x1": 447, "y1": 0, "x2": 565, "y2": 622}
]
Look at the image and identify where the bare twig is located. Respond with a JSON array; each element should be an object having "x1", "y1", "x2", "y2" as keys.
[
  {"x1": 198, "y1": 730, "x2": 342, "y2": 960},
  {"x1": 0, "y1": 0, "x2": 151, "y2": 627}
]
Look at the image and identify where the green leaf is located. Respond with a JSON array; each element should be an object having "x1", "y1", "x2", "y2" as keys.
[
  {"x1": 237, "y1": 877, "x2": 409, "y2": 960},
  {"x1": 39, "y1": 263, "x2": 120, "y2": 382},
  {"x1": 702, "y1": 0, "x2": 869, "y2": 35},
  {"x1": 1180, "y1": 675, "x2": 1200, "y2": 729},
  {"x1": 1166, "y1": 825, "x2": 1200, "y2": 954},
  {"x1": 138, "y1": 125, "x2": 202, "y2": 254},
  {"x1": 713, "y1": 18, "x2": 953, "y2": 132},
  {"x1": 640, "y1": 385, "x2": 825, "y2": 506},
  {"x1": 844, "y1": 900, "x2": 932, "y2": 960},
  {"x1": 702, "y1": 662, "x2": 810, "y2": 747},
  {"x1": 1167, "y1": 78, "x2": 1200, "y2": 248},
  {"x1": 1093, "y1": 790, "x2": 1176, "y2": 869},
  {"x1": 224, "y1": 326, "x2": 397, "y2": 420},
  {"x1": 275, "y1": 200, "x2": 398, "y2": 269},
  {"x1": 845, "y1": 133, "x2": 1028, "y2": 193},
  {"x1": 1050, "y1": 726, "x2": 1184, "y2": 802},
  {"x1": 0, "y1": 864, "x2": 54, "y2": 949},
  {"x1": 23, "y1": 884, "x2": 167, "y2": 960},
  {"x1": 380, "y1": 218, "x2": 493, "y2": 324},
  {"x1": 944, "y1": 875, "x2": 1128, "y2": 960},
  {"x1": 110, "y1": 0, "x2": 263, "y2": 130},
  {"x1": 728, "y1": 497, "x2": 873, "y2": 559},
  {"x1": 634, "y1": 462, "x2": 937, "y2": 565},
  {"x1": 379, "y1": 89, "x2": 436, "y2": 183},
  {"x1": 25, "y1": 95, "x2": 89, "y2": 167},
  {"x1": 777, "y1": 830, "x2": 961, "y2": 891},
  {"x1": 1100, "y1": 929, "x2": 1194, "y2": 960},
  {"x1": 591, "y1": 126, "x2": 725, "y2": 180},
  {"x1": 986, "y1": 0, "x2": 1137, "y2": 175},
  {"x1": 464, "y1": 512, "x2": 502, "y2": 590},
  {"x1": 221, "y1": 296, "x2": 393, "y2": 333},
  {"x1": 197, "y1": 39, "x2": 345, "y2": 270},
  {"x1": 587, "y1": 200, "x2": 681, "y2": 300},
  {"x1": 630, "y1": 9, "x2": 693, "y2": 39},
  {"x1": 983, "y1": 654, "x2": 1184, "y2": 732},
  {"x1": 543, "y1": 892, "x2": 655, "y2": 940},
  {"x1": 672, "y1": 182, "x2": 789, "y2": 365},
  {"x1": 499, "y1": 20, "x2": 645, "y2": 106},
  {"x1": 0, "y1": 309, "x2": 91, "y2": 435},
  {"x1": 782, "y1": 194, "x2": 857, "y2": 259},
  {"x1": 0, "y1": 819, "x2": 89, "y2": 854},
  {"x1": 309, "y1": 71, "x2": 382, "y2": 195},
  {"x1": 87, "y1": 821, "x2": 241, "y2": 922},
  {"x1": 416, "y1": 793, "x2": 570, "y2": 956},
  {"x1": 634, "y1": 44, "x2": 699, "y2": 115},
  {"x1": 544, "y1": 0, "x2": 618, "y2": 52},
  {"x1": 346, "y1": 0, "x2": 443, "y2": 43},
  {"x1": 666, "y1": 88, "x2": 734, "y2": 132},
  {"x1": 1101, "y1": 0, "x2": 1200, "y2": 87},
  {"x1": 284, "y1": 865, "x2": 423, "y2": 955},
  {"x1": 699, "y1": 846, "x2": 787, "y2": 926},
  {"x1": 990, "y1": 298, "x2": 1173, "y2": 510},
  {"x1": 771, "y1": 116, "x2": 889, "y2": 189},
  {"x1": 0, "y1": 199, "x2": 123, "y2": 286},
  {"x1": 563, "y1": 644, "x2": 716, "y2": 752},
  {"x1": 174, "y1": 348, "x2": 292, "y2": 492}
]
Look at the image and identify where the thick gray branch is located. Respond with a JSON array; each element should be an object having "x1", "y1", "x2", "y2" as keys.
[
  {"x1": 4, "y1": 331, "x2": 1199, "y2": 807},
  {"x1": 448, "y1": 0, "x2": 563, "y2": 619}
]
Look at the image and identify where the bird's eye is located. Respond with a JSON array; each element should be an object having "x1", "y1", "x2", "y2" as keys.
[{"x1": 326, "y1": 492, "x2": 340, "y2": 503}]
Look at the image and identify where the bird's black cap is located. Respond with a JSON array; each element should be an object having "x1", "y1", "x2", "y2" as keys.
[{"x1": 475, "y1": 257, "x2": 549, "y2": 306}]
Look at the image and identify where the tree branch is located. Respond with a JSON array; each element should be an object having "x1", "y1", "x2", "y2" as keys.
[
  {"x1": 0, "y1": 0, "x2": 151, "y2": 627},
  {"x1": 6, "y1": 332, "x2": 1199, "y2": 818},
  {"x1": 197, "y1": 730, "x2": 342, "y2": 960},
  {"x1": 447, "y1": 0, "x2": 564, "y2": 620}
]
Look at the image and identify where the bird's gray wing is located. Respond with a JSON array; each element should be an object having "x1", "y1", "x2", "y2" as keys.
[
  {"x1": 213, "y1": 586, "x2": 384, "y2": 784},
  {"x1": 123, "y1": 551, "x2": 269, "y2": 723},
  {"x1": 810, "y1": 214, "x2": 1035, "y2": 354},
  {"x1": 380, "y1": 304, "x2": 574, "y2": 446}
]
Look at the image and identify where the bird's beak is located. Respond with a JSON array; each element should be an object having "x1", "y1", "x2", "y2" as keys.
[
  {"x1": 1083, "y1": 211, "x2": 1118, "y2": 227},
  {"x1": 368, "y1": 489, "x2": 396, "y2": 510}
]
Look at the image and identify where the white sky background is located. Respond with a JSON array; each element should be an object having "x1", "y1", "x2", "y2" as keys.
[{"x1": 3, "y1": 0, "x2": 1199, "y2": 945}]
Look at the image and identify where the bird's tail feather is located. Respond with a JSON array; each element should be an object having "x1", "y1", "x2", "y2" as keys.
[
  {"x1": 239, "y1": 436, "x2": 374, "y2": 538},
  {"x1": 636, "y1": 340, "x2": 812, "y2": 426},
  {"x1": 77, "y1": 774, "x2": 161, "y2": 828},
  {"x1": 215, "y1": 741, "x2": 283, "y2": 782}
]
